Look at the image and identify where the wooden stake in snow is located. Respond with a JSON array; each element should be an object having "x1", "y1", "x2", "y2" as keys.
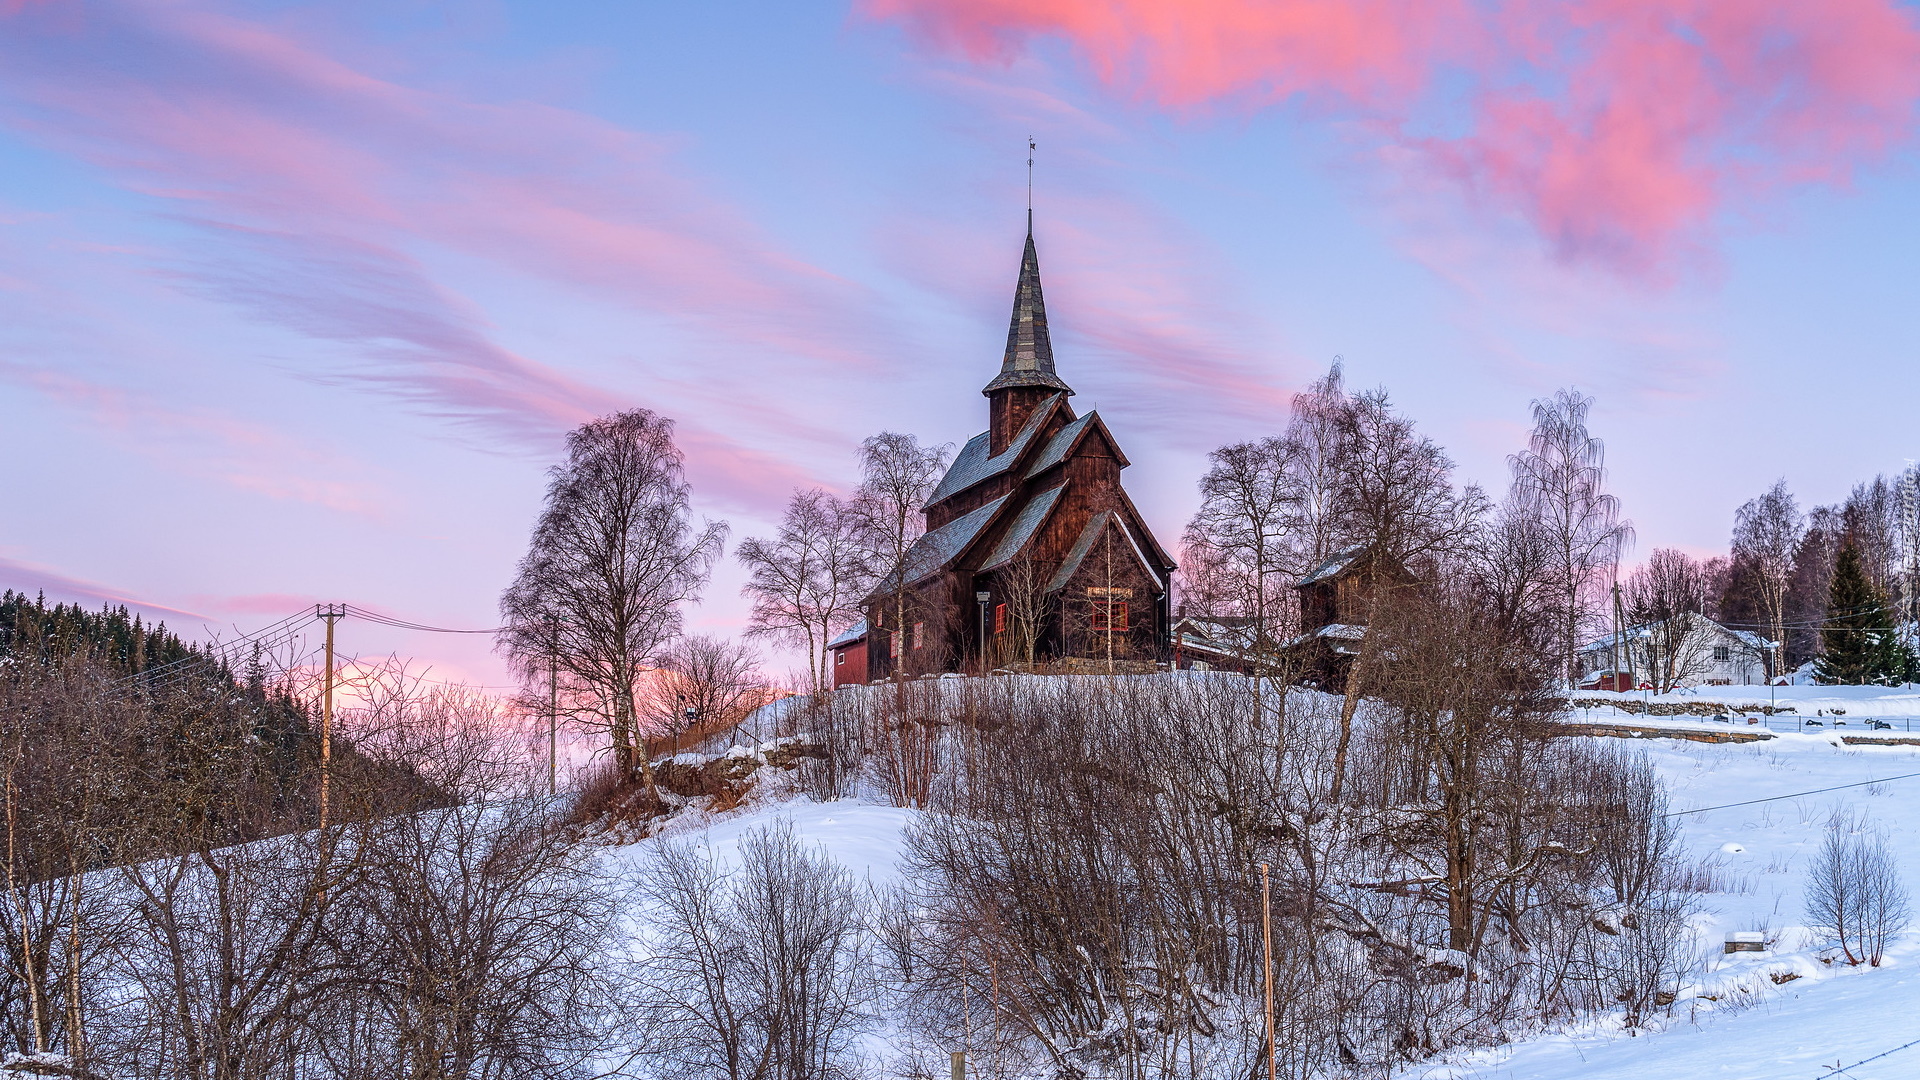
[{"x1": 1262, "y1": 861, "x2": 1276, "y2": 1080}]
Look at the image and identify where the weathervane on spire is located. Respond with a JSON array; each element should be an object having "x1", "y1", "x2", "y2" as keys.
[{"x1": 1027, "y1": 137, "x2": 1036, "y2": 231}]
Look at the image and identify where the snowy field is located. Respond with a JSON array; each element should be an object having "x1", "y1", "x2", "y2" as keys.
[
  {"x1": 1419, "y1": 700, "x2": 1920, "y2": 1080},
  {"x1": 631, "y1": 687, "x2": 1920, "y2": 1080}
]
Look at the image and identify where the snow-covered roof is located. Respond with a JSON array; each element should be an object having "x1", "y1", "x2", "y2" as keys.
[
  {"x1": 1577, "y1": 615, "x2": 1778, "y2": 654},
  {"x1": 1280, "y1": 623, "x2": 1368, "y2": 650},
  {"x1": 926, "y1": 396, "x2": 1062, "y2": 505},
  {"x1": 978, "y1": 483, "x2": 1066, "y2": 572},
  {"x1": 1298, "y1": 543, "x2": 1369, "y2": 587},
  {"x1": 828, "y1": 619, "x2": 867, "y2": 650}
]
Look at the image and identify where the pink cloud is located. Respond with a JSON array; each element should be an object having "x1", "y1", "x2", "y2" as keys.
[
  {"x1": 0, "y1": 0, "x2": 893, "y2": 511},
  {"x1": 867, "y1": 0, "x2": 1920, "y2": 271}
]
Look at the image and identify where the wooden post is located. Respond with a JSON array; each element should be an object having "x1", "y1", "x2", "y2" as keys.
[
  {"x1": 548, "y1": 615, "x2": 559, "y2": 796},
  {"x1": 950, "y1": 1050, "x2": 966, "y2": 1080},
  {"x1": 317, "y1": 604, "x2": 345, "y2": 828},
  {"x1": 1261, "y1": 861, "x2": 1276, "y2": 1080}
]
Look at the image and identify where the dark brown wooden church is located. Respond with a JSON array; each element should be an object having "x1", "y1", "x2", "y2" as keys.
[{"x1": 831, "y1": 223, "x2": 1176, "y2": 684}]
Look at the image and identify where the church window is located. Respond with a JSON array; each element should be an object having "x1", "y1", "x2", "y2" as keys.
[
  {"x1": 1090, "y1": 600, "x2": 1128, "y2": 632},
  {"x1": 1713, "y1": 645, "x2": 1730, "y2": 662},
  {"x1": 912, "y1": 622, "x2": 925, "y2": 649},
  {"x1": 835, "y1": 651, "x2": 844, "y2": 666},
  {"x1": 994, "y1": 603, "x2": 1007, "y2": 634}
]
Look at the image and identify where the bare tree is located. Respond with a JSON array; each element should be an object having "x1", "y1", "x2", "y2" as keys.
[
  {"x1": 499, "y1": 409, "x2": 727, "y2": 781},
  {"x1": 738, "y1": 488, "x2": 867, "y2": 694},
  {"x1": 1732, "y1": 480, "x2": 1802, "y2": 681},
  {"x1": 849, "y1": 432, "x2": 950, "y2": 679},
  {"x1": 992, "y1": 544, "x2": 1053, "y2": 668},
  {"x1": 639, "y1": 823, "x2": 876, "y2": 1080},
  {"x1": 350, "y1": 799, "x2": 620, "y2": 1080},
  {"x1": 1805, "y1": 814, "x2": 1911, "y2": 967},
  {"x1": 1507, "y1": 389, "x2": 1633, "y2": 688},
  {"x1": 645, "y1": 635, "x2": 767, "y2": 750},
  {"x1": 1183, "y1": 437, "x2": 1299, "y2": 648},
  {"x1": 1284, "y1": 360, "x2": 1353, "y2": 572},
  {"x1": 1327, "y1": 388, "x2": 1486, "y2": 801},
  {"x1": 1623, "y1": 549, "x2": 1714, "y2": 692}
]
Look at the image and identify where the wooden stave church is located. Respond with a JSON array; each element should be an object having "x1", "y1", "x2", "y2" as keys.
[{"x1": 831, "y1": 222, "x2": 1177, "y2": 685}]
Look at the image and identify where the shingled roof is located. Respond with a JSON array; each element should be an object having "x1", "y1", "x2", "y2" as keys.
[
  {"x1": 899, "y1": 494, "x2": 1010, "y2": 586},
  {"x1": 927, "y1": 394, "x2": 1063, "y2": 505},
  {"x1": 982, "y1": 226, "x2": 1073, "y2": 396},
  {"x1": 978, "y1": 483, "x2": 1066, "y2": 572},
  {"x1": 1046, "y1": 510, "x2": 1164, "y2": 593}
]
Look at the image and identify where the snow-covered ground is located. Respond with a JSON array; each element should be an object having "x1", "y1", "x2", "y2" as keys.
[
  {"x1": 1413, "y1": 706, "x2": 1920, "y2": 1080},
  {"x1": 628, "y1": 686, "x2": 1920, "y2": 1079}
]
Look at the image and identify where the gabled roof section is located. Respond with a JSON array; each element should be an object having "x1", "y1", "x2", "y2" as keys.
[
  {"x1": 1022, "y1": 411, "x2": 1133, "y2": 478},
  {"x1": 979, "y1": 483, "x2": 1067, "y2": 572},
  {"x1": 900, "y1": 494, "x2": 1010, "y2": 586},
  {"x1": 1298, "y1": 543, "x2": 1370, "y2": 587},
  {"x1": 1046, "y1": 510, "x2": 1165, "y2": 594},
  {"x1": 927, "y1": 394, "x2": 1064, "y2": 506},
  {"x1": 982, "y1": 227, "x2": 1072, "y2": 396}
]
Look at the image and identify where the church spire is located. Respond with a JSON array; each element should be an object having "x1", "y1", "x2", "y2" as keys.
[{"x1": 983, "y1": 221, "x2": 1073, "y2": 396}]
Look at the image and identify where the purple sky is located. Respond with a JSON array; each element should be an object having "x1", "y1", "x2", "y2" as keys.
[{"x1": 3, "y1": 0, "x2": 1918, "y2": 685}]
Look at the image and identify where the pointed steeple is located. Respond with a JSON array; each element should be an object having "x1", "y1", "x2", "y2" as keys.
[{"x1": 983, "y1": 220, "x2": 1073, "y2": 396}]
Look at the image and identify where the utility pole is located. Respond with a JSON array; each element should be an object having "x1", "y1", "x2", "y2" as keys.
[
  {"x1": 1611, "y1": 579, "x2": 1624, "y2": 710},
  {"x1": 1261, "y1": 862, "x2": 1276, "y2": 1080},
  {"x1": 316, "y1": 604, "x2": 346, "y2": 828},
  {"x1": 547, "y1": 615, "x2": 559, "y2": 797}
]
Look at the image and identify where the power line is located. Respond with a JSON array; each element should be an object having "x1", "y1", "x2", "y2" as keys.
[
  {"x1": 342, "y1": 604, "x2": 505, "y2": 635},
  {"x1": 106, "y1": 608, "x2": 318, "y2": 691},
  {"x1": 1666, "y1": 771, "x2": 1920, "y2": 818}
]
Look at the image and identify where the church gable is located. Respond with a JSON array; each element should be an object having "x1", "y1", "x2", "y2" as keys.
[{"x1": 925, "y1": 394, "x2": 1070, "y2": 528}]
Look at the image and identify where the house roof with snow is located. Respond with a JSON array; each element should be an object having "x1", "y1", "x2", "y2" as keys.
[
  {"x1": 1577, "y1": 615, "x2": 1777, "y2": 655},
  {"x1": 1298, "y1": 543, "x2": 1370, "y2": 587},
  {"x1": 828, "y1": 619, "x2": 867, "y2": 650}
]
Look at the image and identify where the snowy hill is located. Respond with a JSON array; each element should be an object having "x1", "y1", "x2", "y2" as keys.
[{"x1": 633, "y1": 685, "x2": 1920, "y2": 1080}]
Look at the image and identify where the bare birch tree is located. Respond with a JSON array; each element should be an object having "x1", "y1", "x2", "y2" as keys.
[
  {"x1": 738, "y1": 488, "x2": 867, "y2": 693},
  {"x1": 1732, "y1": 480, "x2": 1801, "y2": 682},
  {"x1": 849, "y1": 432, "x2": 950, "y2": 680},
  {"x1": 1283, "y1": 360, "x2": 1354, "y2": 572},
  {"x1": 1507, "y1": 389, "x2": 1633, "y2": 688},
  {"x1": 1183, "y1": 437, "x2": 1299, "y2": 648},
  {"x1": 499, "y1": 409, "x2": 727, "y2": 781}
]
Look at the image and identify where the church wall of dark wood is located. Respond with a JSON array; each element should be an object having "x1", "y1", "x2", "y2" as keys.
[{"x1": 1051, "y1": 523, "x2": 1165, "y2": 662}]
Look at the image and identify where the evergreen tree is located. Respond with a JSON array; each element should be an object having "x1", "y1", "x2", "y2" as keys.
[{"x1": 1816, "y1": 539, "x2": 1910, "y2": 684}]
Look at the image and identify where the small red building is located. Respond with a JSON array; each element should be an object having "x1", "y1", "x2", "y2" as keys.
[{"x1": 829, "y1": 620, "x2": 869, "y2": 687}]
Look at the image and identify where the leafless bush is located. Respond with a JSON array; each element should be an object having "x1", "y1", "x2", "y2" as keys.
[
  {"x1": 877, "y1": 668, "x2": 1689, "y2": 1078},
  {"x1": 636, "y1": 822, "x2": 876, "y2": 1079},
  {"x1": 1805, "y1": 813, "x2": 1911, "y2": 966},
  {"x1": 338, "y1": 800, "x2": 623, "y2": 1079}
]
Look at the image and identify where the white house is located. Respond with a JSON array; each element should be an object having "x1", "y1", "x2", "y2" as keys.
[{"x1": 1577, "y1": 615, "x2": 1776, "y2": 690}]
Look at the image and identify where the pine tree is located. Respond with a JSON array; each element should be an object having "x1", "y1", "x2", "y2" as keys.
[{"x1": 1816, "y1": 539, "x2": 1902, "y2": 684}]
